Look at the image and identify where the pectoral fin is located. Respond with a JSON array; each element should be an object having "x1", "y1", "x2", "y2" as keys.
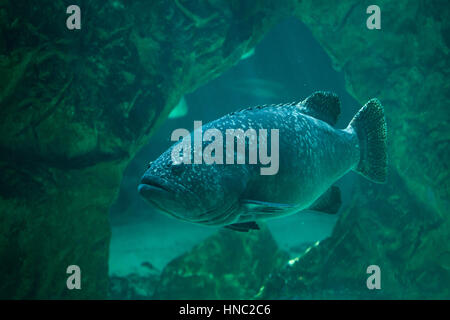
[
  {"x1": 241, "y1": 199, "x2": 294, "y2": 215},
  {"x1": 225, "y1": 222, "x2": 260, "y2": 232},
  {"x1": 308, "y1": 186, "x2": 342, "y2": 214}
]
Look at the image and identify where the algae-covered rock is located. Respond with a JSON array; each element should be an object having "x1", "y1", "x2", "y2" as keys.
[
  {"x1": 0, "y1": 0, "x2": 292, "y2": 298},
  {"x1": 109, "y1": 262, "x2": 160, "y2": 300},
  {"x1": 261, "y1": 172, "x2": 449, "y2": 299},
  {"x1": 153, "y1": 226, "x2": 288, "y2": 299},
  {"x1": 109, "y1": 273, "x2": 159, "y2": 300}
]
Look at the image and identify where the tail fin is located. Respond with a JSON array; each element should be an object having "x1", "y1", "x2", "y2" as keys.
[{"x1": 349, "y1": 98, "x2": 387, "y2": 183}]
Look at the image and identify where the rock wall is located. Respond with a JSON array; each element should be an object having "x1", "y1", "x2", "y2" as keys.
[{"x1": 0, "y1": 0, "x2": 291, "y2": 298}]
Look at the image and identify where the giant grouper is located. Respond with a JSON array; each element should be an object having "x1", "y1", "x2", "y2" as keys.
[{"x1": 138, "y1": 91, "x2": 387, "y2": 231}]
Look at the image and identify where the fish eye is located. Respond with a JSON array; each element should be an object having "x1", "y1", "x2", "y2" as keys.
[{"x1": 146, "y1": 161, "x2": 153, "y2": 170}]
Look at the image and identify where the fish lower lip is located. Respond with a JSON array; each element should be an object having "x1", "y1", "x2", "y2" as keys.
[
  {"x1": 138, "y1": 184, "x2": 169, "y2": 194},
  {"x1": 140, "y1": 177, "x2": 172, "y2": 193},
  {"x1": 138, "y1": 184, "x2": 178, "y2": 217}
]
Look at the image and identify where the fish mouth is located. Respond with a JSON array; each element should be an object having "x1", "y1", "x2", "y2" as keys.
[
  {"x1": 138, "y1": 176, "x2": 178, "y2": 216},
  {"x1": 138, "y1": 174, "x2": 206, "y2": 221},
  {"x1": 138, "y1": 176, "x2": 173, "y2": 194}
]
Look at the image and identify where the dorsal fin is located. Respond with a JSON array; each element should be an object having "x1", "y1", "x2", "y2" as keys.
[
  {"x1": 229, "y1": 101, "x2": 299, "y2": 116},
  {"x1": 299, "y1": 91, "x2": 340, "y2": 126}
]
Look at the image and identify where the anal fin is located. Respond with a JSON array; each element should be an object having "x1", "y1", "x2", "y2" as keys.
[{"x1": 308, "y1": 186, "x2": 342, "y2": 214}]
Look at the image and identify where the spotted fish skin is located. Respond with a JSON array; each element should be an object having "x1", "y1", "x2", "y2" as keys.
[{"x1": 138, "y1": 91, "x2": 387, "y2": 228}]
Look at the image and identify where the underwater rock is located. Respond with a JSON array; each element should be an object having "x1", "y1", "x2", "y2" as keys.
[
  {"x1": 260, "y1": 172, "x2": 449, "y2": 299},
  {"x1": 109, "y1": 273, "x2": 160, "y2": 300},
  {"x1": 109, "y1": 262, "x2": 160, "y2": 300},
  {"x1": 0, "y1": 1, "x2": 292, "y2": 298},
  {"x1": 153, "y1": 226, "x2": 288, "y2": 299}
]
